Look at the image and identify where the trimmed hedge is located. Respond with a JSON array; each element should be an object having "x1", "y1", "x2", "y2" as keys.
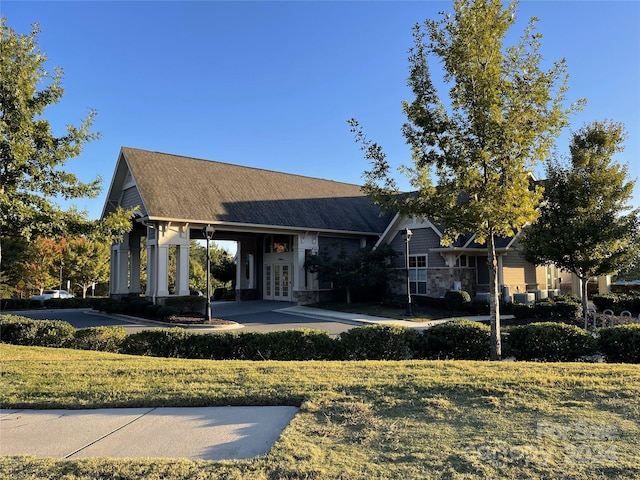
[
  {"x1": 504, "y1": 322, "x2": 596, "y2": 362},
  {"x1": 0, "y1": 298, "x2": 42, "y2": 310},
  {"x1": 512, "y1": 300, "x2": 582, "y2": 321},
  {"x1": 592, "y1": 293, "x2": 640, "y2": 315},
  {"x1": 0, "y1": 315, "x2": 74, "y2": 347},
  {"x1": 121, "y1": 328, "x2": 197, "y2": 358},
  {"x1": 337, "y1": 324, "x2": 418, "y2": 360},
  {"x1": 2, "y1": 314, "x2": 638, "y2": 363},
  {"x1": 597, "y1": 324, "x2": 640, "y2": 363},
  {"x1": 239, "y1": 329, "x2": 335, "y2": 361},
  {"x1": 164, "y1": 296, "x2": 206, "y2": 314},
  {"x1": 69, "y1": 326, "x2": 128, "y2": 352},
  {"x1": 420, "y1": 319, "x2": 490, "y2": 360}
]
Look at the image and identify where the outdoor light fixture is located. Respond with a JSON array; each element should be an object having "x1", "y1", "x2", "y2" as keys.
[
  {"x1": 403, "y1": 228, "x2": 413, "y2": 316},
  {"x1": 203, "y1": 225, "x2": 215, "y2": 322}
]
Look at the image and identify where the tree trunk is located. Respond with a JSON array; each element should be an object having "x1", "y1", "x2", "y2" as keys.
[
  {"x1": 346, "y1": 285, "x2": 351, "y2": 304},
  {"x1": 580, "y1": 276, "x2": 590, "y2": 329},
  {"x1": 488, "y1": 232, "x2": 501, "y2": 360}
]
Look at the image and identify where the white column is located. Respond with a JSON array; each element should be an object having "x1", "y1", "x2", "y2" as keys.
[
  {"x1": 129, "y1": 233, "x2": 141, "y2": 295},
  {"x1": 146, "y1": 240, "x2": 155, "y2": 298},
  {"x1": 176, "y1": 243, "x2": 191, "y2": 296},
  {"x1": 235, "y1": 241, "x2": 242, "y2": 296},
  {"x1": 109, "y1": 244, "x2": 117, "y2": 295},
  {"x1": 114, "y1": 233, "x2": 130, "y2": 295},
  {"x1": 157, "y1": 244, "x2": 170, "y2": 297}
]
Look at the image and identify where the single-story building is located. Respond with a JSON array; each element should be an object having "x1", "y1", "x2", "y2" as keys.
[{"x1": 102, "y1": 147, "x2": 606, "y2": 304}]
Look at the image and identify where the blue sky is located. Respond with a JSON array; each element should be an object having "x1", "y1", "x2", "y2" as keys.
[{"x1": 3, "y1": 0, "x2": 640, "y2": 221}]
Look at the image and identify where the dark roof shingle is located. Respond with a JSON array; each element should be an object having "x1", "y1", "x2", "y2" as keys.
[{"x1": 122, "y1": 147, "x2": 392, "y2": 234}]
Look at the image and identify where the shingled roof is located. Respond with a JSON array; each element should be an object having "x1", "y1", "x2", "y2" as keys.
[{"x1": 104, "y1": 147, "x2": 394, "y2": 235}]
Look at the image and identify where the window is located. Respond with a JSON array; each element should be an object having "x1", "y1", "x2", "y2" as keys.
[
  {"x1": 409, "y1": 254, "x2": 427, "y2": 295},
  {"x1": 264, "y1": 235, "x2": 291, "y2": 253},
  {"x1": 455, "y1": 255, "x2": 476, "y2": 267}
]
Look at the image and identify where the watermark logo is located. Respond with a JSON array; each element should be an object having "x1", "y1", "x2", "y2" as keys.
[
  {"x1": 464, "y1": 421, "x2": 618, "y2": 469},
  {"x1": 537, "y1": 421, "x2": 618, "y2": 464}
]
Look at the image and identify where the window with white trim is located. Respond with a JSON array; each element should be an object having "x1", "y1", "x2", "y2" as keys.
[{"x1": 409, "y1": 254, "x2": 427, "y2": 295}]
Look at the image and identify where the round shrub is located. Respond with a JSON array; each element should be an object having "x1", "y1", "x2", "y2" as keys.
[
  {"x1": 553, "y1": 301, "x2": 582, "y2": 320},
  {"x1": 188, "y1": 332, "x2": 238, "y2": 360},
  {"x1": 420, "y1": 319, "x2": 490, "y2": 360},
  {"x1": 504, "y1": 322, "x2": 596, "y2": 362},
  {"x1": 444, "y1": 290, "x2": 472, "y2": 311},
  {"x1": 260, "y1": 329, "x2": 335, "y2": 360},
  {"x1": 337, "y1": 324, "x2": 418, "y2": 360},
  {"x1": 0, "y1": 315, "x2": 74, "y2": 347},
  {"x1": 121, "y1": 328, "x2": 195, "y2": 357},
  {"x1": 597, "y1": 324, "x2": 640, "y2": 363},
  {"x1": 145, "y1": 303, "x2": 163, "y2": 318},
  {"x1": 156, "y1": 306, "x2": 180, "y2": 321},
  {"x1": 69, "y1": 326, "x2": 128, "y2": 352},
  {"x1": 127, "y1": 298, "x2": 154, "y2": 316}
]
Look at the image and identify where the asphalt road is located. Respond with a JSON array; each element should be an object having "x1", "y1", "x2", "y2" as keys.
[{"x1": 4, "y1": 302, "x2": 355, "y2": 336}]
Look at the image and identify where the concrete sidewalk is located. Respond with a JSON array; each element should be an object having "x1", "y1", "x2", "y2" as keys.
[
  {"x1": 0, "y1": 406, "x2": 298, "y2": 461},
  {"x1": 278, "y1": 305, "x2": 511, "y2": 330}
]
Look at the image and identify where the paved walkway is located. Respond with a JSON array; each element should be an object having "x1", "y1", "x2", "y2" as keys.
[{"x1": 0, "y1": 406, "x2": 298, "y2": 461}]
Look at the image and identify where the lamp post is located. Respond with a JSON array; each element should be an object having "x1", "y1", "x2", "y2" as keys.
[
  {"x1": 59, "y1": 260, "x2": 64, "y2": 292},
  {"x1": 203, "y1": 225, "x2": 215, "y2": 322},
  {"x1": 403, "y1": 228, "x2": 413, "y2": 316}
]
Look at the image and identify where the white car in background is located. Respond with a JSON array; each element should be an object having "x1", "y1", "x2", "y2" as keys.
[{"x1": 31, "y1": 290, "x2": 74, "y2": 301}]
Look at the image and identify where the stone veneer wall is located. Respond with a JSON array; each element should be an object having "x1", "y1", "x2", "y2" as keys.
[{"x1": 388, "y1": 267, "x2": 477, "y2": 298}]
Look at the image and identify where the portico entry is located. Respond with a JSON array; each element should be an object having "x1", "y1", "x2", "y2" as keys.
[{"x1": 264, "y1": 262, "x2": 292, "y2": 301}]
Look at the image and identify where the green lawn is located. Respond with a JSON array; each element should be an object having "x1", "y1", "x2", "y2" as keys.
[{"x1": 1, "y1": 344, "x2": 639, "y2": 479}]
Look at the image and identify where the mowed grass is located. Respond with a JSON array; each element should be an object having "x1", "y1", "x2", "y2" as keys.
[{"x1": 1, "y1": 344, "x2": 639, "y2": 480}]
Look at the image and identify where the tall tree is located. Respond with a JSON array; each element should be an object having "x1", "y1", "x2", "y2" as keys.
[
  {"x1": 20, "y1": 236, "x2": 65, "y2": 294},
  {"x1": 0, "y1": 18, "x2": 101, "y2": 268},
  {"x1": 350, "y1": 0, "x2": 580, "y2": 359},
  {"x1": 63, "y1": 236, "x2": 110, "y2": 298},
  {"x1": 521, "y1": 120, "x2": 640, "y2": 325}
]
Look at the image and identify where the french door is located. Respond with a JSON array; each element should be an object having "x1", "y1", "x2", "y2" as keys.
[{"x1": 264, "y1": 263, "x2": 292, "y2": 301}]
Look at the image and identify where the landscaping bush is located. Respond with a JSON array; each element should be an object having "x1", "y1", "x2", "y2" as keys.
[
  {"x1": 592, "y1": 293, "x2": 640, "y2": 315},
  {"x1": 597, "y1": 324, "x2": 640, "y2": 363},
  {"x1": 420, "y1": 319, "x2": 490, "y2": 360},
  {"x1": 121, "y1": 328, "x2": 197, "y2": 357},
  {"x1": 145, "y1": 303, "x2": 163, "y2": 319},
  {"x1": 69, "y1": 326, "x2": 127, "y2": 352},
  {"x1": 470, "y1": 299, "x2": 491, "y2": 315},
  {"x1": 0, "y1": 315, "x2": 74, "y2": 347},
  {"x1": 164, "y1": 295, "x2": 205, "y2": 314},
  {"x1": 512, "y1": 303, "x2": 534, "y2": 319},
  {"x1": 188, "y1": 332, "x2": 238, "y2": 360},
  {"x1": 592, "y1": 294, "x2": 618, "y2": 312},
  {"x1": 504, "y1": 322, "x2": 596, "y2": 362},
  {"x1": 337, "y1": 324, "x2": 418, "y2": 360},
  {"x1": 553, "y1": 301, "x2": 582, "y2": 320},
  {"x1": 0, "y1": 298, "x2": 41, "y2": 310},
  {"x1": 250, "y1": 329, "x2": 335, "y2": 360},
  {"x1": 512, "y1": 300, "x2": 581, "y2": 321},
  {"x1": 126, "y1": 298, "x2": 154, "y2": 316},
  {"x1": 94, "y1": 298, "x2": 126, "y2": 315},
  {"x1": 444, "y1": 290, "x2": 471, "y2": 311},
  {"x1": 156, "y1": 306, "x2": 179, "y2": 321}
]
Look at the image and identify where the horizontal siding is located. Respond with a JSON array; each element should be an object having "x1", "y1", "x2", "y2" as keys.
[
  {"x1": 389, "y1": 227, "x2": 445, "y2": 268},
  {"x1": 120, "y1": 186, "x2": 144, "y2": 213}
]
